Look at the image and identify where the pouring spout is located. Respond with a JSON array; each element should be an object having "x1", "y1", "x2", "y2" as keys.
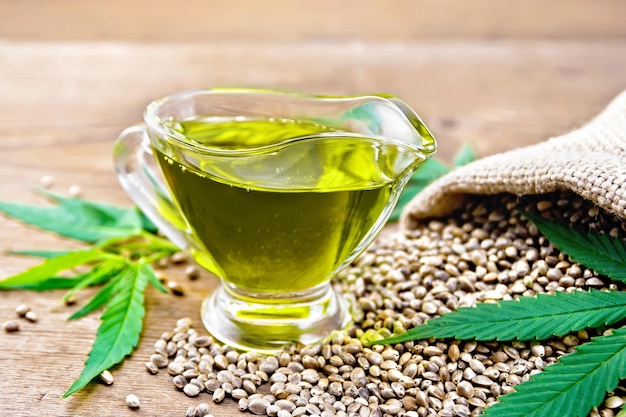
[{"x1": 383, "y1": 97, "x2": 437, "y2": 157}]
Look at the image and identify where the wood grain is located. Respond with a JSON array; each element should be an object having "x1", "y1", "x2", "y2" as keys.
[
  {"x1": 2, "y1": 41, "x2": 625, "y2": 164},
  {"x1": 1, "y1": 0, "x2": 625, "y2": 41},
  {"x1": 1, "y1": 2, "x2": 625, "y2": 416}
]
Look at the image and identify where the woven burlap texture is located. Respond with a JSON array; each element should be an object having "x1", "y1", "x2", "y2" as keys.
[{"x1": 401, "y1": 89, "x2": 626, "y2": 230}]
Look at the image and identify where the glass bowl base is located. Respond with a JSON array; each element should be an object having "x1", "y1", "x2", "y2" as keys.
[{"x1": 201, "y1": 283, "x2": 351, "y2": 354}]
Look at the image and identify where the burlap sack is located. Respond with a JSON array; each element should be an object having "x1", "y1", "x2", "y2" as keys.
[{"x1": 401, "y1": 89, "x2": 626, "y2": 230}]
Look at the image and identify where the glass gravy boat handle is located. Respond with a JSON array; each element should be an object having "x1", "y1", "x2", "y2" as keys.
[{"x1": 113, "y1": 124, "x2": 188, "y2": 250}]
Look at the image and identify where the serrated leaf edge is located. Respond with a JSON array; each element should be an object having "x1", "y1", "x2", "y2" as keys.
[
  {"x1": 374, "y1": 289, "x2": 626, "y2": 344},
  {"x1": 483, "y1": 327, "x2": 626, "y2": 417},
  {"x1": 0, "y1": 250, "x2": 112, "y2": 288},
  {"x1": 523, "y1": 211, "x2": 626, "y2": 282},
  {"x1": 63, "y1": 264, "x2": 148, "y2": 397}
]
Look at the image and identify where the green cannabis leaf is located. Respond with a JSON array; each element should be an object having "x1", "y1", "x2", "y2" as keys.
[
  {"x1": 0, "y1": 250, "x2": 114, "y2": 289},
  {"x1": 376, "y1": 207, "x2": 626, "y2": 417},
  {"x1": 483, "y1": 327, "x2": 626, "y2": 417},
  {"x1": 68, "y1": 275, "x2": 123, "y2": 321},
  {"x1": 452, "y1": 143, "x2": 477, "y2": 167},
  {"x1": 64, "y1": 263, "x2": 151, "y2": 397},
  {"x1": 0, "y1": 193, "x2": 177, "y2": 396},
  {"x1": 0, "y1": 190, "x2": 156, "y2": 243},
  {"x1": 388, "y1": 146, "x2": 476, "y2": 222},
  {"x1": 8, "y1": 249, "x2": 71, "y2": 258},
  {"x1": 61, "y1": 260, "x2": 126, "y2": 304},
  {"x1": 373, "y1": 289, "x2": 626, "y2": 344},
  {"x1": 523, "y1": 211, "x2": 626, "y2": 282}
]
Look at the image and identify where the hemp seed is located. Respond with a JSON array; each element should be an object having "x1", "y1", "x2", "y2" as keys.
[
  {"x1": 99, "y1": 370, "x2": 114, "y2": 385},
  {"x1": 145, "y1": 361, "x2": 159, "y2": 375},
  {"x1": 125, "y1": 393, "x2": 140, "y2": 409},
  {"x1": 212, "y1": 387, "x2": 226, "y2": 403},
  {"x1": 39, "y1": 175, "x2": 54, "y2": 188},
  {"x1": 183, "y1": 383, "x2": 201, "y2": 397},
  {"x1": 167, "y1": 280, "x2": 185, "y2": 296},
  {"x1": 15, "y1": 304, "x2": 30, "y2": 317},
  {"x1": 185, "y1": 266, "x2": 200, "y2": 280},
  {"x1": 147, "y1": 191, "x2": 626, "y2": 417},
  {"x1": 68, "y1": 184, "x2": 82, "y2": 197},
  {"x1": 24, "y1": 311, "x2": 38, "y2": 322},
  {"x1": 248, "y1": 398, "x2": 271, "y2": 415},
  {"x1": 3, "y1": 320, "x2": 19, "y2": 332},
  {"x1": 170, "y1": 252, "x2": 188, "y2": 264},
  {"x1": 196, "y1": 403, "x2": 211, "y2": 416}
]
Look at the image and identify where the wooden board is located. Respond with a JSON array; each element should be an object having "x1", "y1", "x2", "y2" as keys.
[
  {"x1": 1, "y1": 2, "x2": 626, "y2": 415},
  {"x1": 1, "y1": 0, "x2": 625, "y2": 40}
]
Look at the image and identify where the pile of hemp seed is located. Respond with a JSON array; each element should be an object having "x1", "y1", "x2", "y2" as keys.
[{"x1": 148, "y1": 190, "x2": 626, "y2": 417}]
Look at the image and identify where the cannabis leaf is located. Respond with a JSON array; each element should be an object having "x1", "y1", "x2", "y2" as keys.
[
  {"x1": 0, "y1": 190, "x2": 156, "y2": 243},
  {"x1": 0, "y1": 193, "x2": 178, "y2": 396},
  {"x1": 19, "y1": 277, "x2": 90, "y2": 291},
  {"x1": 483, "y1": 327, "x2": 626, "y2": 417},
  {"x1": 0, "y1": 250, "x2": 113, "y2": 289},
  {"x1": 523, "y1": 211, "x2": 626, "y2": 282},
  {"x1": 61, "y1": 260, "x2": 126, "y2": 304},
  {"x1": 373, "y1": 289, "x2": 626, "y2": 344},
  {"x1": 452, "y1": 143, "x2": 477, "y2": 167},
  {"x1": 388, "y1": 146, "x2": 476, "y2": 222},
  {"x1": 64, "y1": 263, "x2": 150, "y2": 397},
  {"x1": 376, "y1": 206, "x2": 626, "y2": 417},
  {"x1": 8, "y1": 249, "x2": 71, "y2": 258},
  {"x1": 68, "y1": 276, "x2": 124, "y2": 321}
]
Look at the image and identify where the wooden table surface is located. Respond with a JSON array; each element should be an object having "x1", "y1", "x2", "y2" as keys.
[{"x1": 1, "y1": 1, "x2": 625, "y2": 416}]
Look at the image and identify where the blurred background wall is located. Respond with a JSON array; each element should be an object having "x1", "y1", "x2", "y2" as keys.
[{"x1": 1, "y1": 0, "x2": 625, "y2": 162}]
